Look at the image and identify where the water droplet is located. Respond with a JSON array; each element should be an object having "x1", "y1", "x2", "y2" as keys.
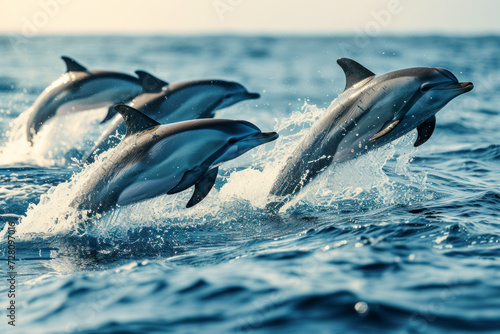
[{"x1": 355, "y1": 302, "x2": 369, "y2": 315}]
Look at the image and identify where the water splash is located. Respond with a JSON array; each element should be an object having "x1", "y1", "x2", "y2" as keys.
[
  {"x1": 2, "y1": 102, "x2": 434, "y2": 246},
  {"x1": 0, "y1": 107, "x2": 108, "y2": 167}
]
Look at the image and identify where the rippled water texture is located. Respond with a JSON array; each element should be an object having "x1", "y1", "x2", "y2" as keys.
[{"x1": 0, "y1": 35, "x2": 499, "y2": 333}]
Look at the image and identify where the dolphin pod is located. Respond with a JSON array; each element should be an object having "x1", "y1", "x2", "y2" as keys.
[
  {"x1": 70, "y1": 105, "x2": 278, "y2": 214},
  {"x1": 20, "y1": 56, "x2": 473, "y2": 215},
  {"x1": 25, "y1": 56, "x2": 153, "y2": 144},
  {"x1": 268, "y1": 58, "x2": 473, "y2": 210},
  {"x1": 82, "y1": 74, "x2": 260, "y2": 163}
]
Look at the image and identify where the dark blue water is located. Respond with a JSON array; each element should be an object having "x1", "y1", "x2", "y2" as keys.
[{"x1": 0, "y1": 35, "x2": 499, "y2": 333}]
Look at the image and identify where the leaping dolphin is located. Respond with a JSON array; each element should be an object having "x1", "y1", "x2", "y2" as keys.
[
  {"x1": 82, "y1": 75, "x2": 260, "y2": 163},
  {"x1": 268, "y1": 58, "x2": 473, "y2": 210},
  {"x1": 70, "y1": 105, "x2": 278, "y2": 214},
  {"x1": 26, "y1": 56, "x2": 150, "y2": 144}
]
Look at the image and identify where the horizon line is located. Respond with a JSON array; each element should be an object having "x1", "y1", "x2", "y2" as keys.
[{"x1": 2, "y1": 30, "x2": 500, "y2": 38}]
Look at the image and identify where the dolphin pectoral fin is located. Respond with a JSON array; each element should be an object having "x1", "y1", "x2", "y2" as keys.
[
  {"x1": 101, "y1": 105, "x2": 117, "y2": 124},
  {"x1": 337, "y1": 58, "x2": 376, "y2": 91},
  {"x1": 369, "y1": 120, "x2": 401, "y2": 142},
  {"x1": 186, "y1": 167, "x2": 219, "y2": 208},
  {"x1": 61, "y1": 56, "x2": 87, "y2": 72},
  {"x1": 113, "y1": 105, "x2": 161, "y2": 136},
  {"x1": 167, "y1": 167, "x2": 207, "y2": 195},
  {"x1": 135, "y1": 70, "x2": 169, "y2": 93},
  {"x1": 414, "y1": 116, "x2": 436, "y2": 147}
]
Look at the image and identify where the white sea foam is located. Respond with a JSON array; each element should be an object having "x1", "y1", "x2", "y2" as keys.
[
  {"x1": 0, "y1": 106, "x2": 108, "y2": 167},
  {"x1": 2, "y1": 102, "x2": 431, "y2": 241}
]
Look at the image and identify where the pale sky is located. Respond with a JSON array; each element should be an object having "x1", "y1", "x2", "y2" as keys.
[{"x1": 1, "y1": 0, "x2": 499, "y2": 35}]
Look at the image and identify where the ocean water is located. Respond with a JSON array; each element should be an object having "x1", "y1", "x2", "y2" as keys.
[{"x1": 0, "y1": 35, "x2": 499, "y2": 333}]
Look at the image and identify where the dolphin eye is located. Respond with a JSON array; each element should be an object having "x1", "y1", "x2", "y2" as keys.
[
  {"x1": 228, "y1": 138, "x2": 237, "y2": 144},
  {"x1": 420, "y1": 83, "x2": 433, "y2": 92}
]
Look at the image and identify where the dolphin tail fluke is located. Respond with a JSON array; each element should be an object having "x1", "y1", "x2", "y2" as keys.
[
  {"x1": 61, "y1": 56, "x2": 87, "y2": 72},
  {"x1": 135, "y1": 70, "x2": 168, "y2": 93},
  {"x1": 414, "y1": 116, "x2": 436, "y2": 147},
  {"x1": 186, "y1": 167, "x2": 219, "y2": 208}
]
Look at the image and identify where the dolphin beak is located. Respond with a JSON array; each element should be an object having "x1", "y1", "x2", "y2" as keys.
[
  {"x1": 458, "y1": 82, "x2": 474, "y2": 93},
  {"x1": 435, "y1": 81, "x2": 474, "y2": 93},
  {"x1": 243, "y1": 92, "x2": 261, "y2": 100},
  {"x1": 241, "y1": 131, "x2": 279, "y2": 146}
]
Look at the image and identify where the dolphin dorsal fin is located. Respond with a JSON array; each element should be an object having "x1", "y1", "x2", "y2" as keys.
[
  {"x1": 101, "y1": 105, "x2": 118, "y2": 124},
  {"x1": 61, "y1": 56, "x2": 87, "y2": 72},
  {"x1": 337, "y1": 58, "x2": 375, "y2": 91},
  {"x1": 135, "y1": 70, "x2": 168, "y2": 93},
  {"x1": 113, "y1": 104, "x2": 161, "y2": 137}
]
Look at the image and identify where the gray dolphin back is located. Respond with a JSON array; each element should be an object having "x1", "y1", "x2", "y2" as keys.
[{"x1": 26, "y1": 56, "x2": 144, "y2": 144}]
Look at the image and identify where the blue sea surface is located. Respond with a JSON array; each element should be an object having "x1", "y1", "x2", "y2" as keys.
[{"x1": 0, "y1": 35, "x2": 499, "y2": 333}]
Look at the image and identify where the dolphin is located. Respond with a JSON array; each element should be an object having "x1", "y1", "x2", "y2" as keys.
[
  {"x1": 268, "y1": 58, "x2": 473, "y2": 209},
  {"x1": 70, "y1": 105, "x2": 278, "y2": 214},
  {"x1": 82, "y1": 75, "x2": 260, "y2": 163},
  {"x1": 25, "y1": 56, "x2": 152, "y2": 144}
]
